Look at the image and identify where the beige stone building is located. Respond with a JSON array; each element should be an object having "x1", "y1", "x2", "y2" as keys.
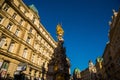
[{"x1": 0, "y1": 0, "x2": 57, "y2": 79}]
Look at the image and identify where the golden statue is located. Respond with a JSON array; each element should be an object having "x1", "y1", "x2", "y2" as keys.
[
  {"x1": 56, "y1": 24, "x2": 64, "y2": 41},
  {"x1": 56, "y1": 24, "x2": 64, "y2": 36}
]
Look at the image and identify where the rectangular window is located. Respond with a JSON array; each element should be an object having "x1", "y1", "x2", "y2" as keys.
[
  {"x1": 34, "y1": 43, "x2": 38, "y2": 49},
  {"x1": 29, "y1": 27, "x2": 33, "y2": 33},
  {"x1": 0, "y1": 61, "x2": 9, "y2": 78},
  {"x1": 22, "y1": 48, "x2": 27, "y2": 58},
  {"x1": 0, "y1": 15, "x2": 3, "y2": 23},
  {"x1": 12, "y1": 13, "x2": 17, "y2": 19},
  {"x1": 1, "y1": 61, "x2": 9, "y2": 70},
  {"x1": 0, "y1": 37, "x2": 6, "y2": 47},
  {"x1": 19, "y1": 19, "x2": 23, "y2": 25},
  {"x1": 6, "y1": 23, "x2": 12, "y2": 30},
  {"x1": 3, "y1": 4, "x2": 9, "y2": 11},
  {"x1": 31, "y1": 54, "x2": 35, "y2": 63},
  {"x1": 15, "y1": 29, "x2": 20, "y2": 36},
  {"x1": 26, "y1": 37, "x2": 30, "y2": 43},
  {"x1": 8, "y1": 42, "x2": 15, "y2": 52}
]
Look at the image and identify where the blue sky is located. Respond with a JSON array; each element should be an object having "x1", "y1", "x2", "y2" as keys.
[{"x1": 23, "y1": 0, "x2": 120, "y2": 73}]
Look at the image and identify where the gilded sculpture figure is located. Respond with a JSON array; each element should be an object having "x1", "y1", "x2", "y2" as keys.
[
  {"x1": 56, "y1": 24, "x2": 64, "y2": 41},
  {"x1": 56, "y1": 24, "x2": 64, "y2": 36}
]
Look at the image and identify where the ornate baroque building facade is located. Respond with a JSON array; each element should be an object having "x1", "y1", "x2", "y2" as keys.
[
  {"x1": 81, "y1": 60, "x2": 97, "y2": 80},
  {"x1": 0, "y1": 0, "x2": 57, "y2": 79},
  {"x1": 81, "y1": 9, "x2": 120, "y2": 80},
  {"x1": 81, "y1": 68, "x2": 90, "y2": 80},
  {"x1": 73, "y1": 68, "x2": 81, "y2": 80},
  {"x1": 102, "y1": 9, "x2": 120, "y2": 80}
]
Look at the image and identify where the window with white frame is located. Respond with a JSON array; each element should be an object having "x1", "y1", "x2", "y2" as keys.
[
  {"x1": 15, "y1": 29, "x2": 20, "y2": 36},
  {"x1": 22, "y1": 48, "x2": 28, "y2": 58},
  {"x1": 0, "y1": 37, "x2": 6, "y2": 47},
  {"x1": 3, "y1": 4, "x2": 9, "y2": 11},
  {"x1": 6, "y1": 23, "x2": 12, "y2": 30},
  {"x1": 8, "y1": 42, "x2": 15, "y2": 52}
]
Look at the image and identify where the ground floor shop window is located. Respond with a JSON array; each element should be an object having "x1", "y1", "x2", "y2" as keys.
[{"x1": 0, "y1": 61, "x2": 9, "y2": 78}]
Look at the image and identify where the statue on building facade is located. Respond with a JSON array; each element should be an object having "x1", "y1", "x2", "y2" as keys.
[
  {"x1": 88, "y1": 60, "x2": 97, "y2": 80},
  {"x1": 73, "y1": 68, "x2": 81, "y2": 80}
]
